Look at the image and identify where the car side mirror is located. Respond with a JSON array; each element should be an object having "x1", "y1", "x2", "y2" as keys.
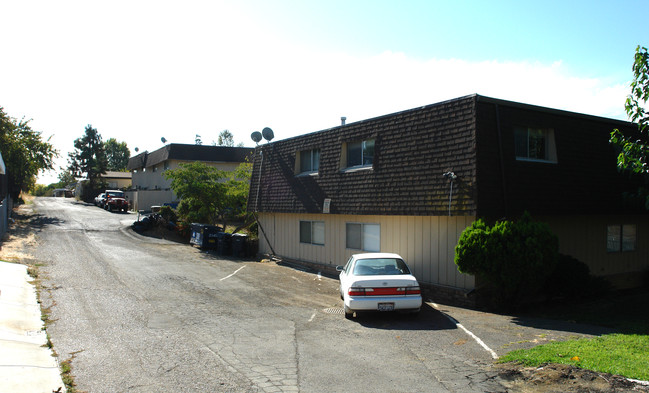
[{"x1": 335, "y1": 265, "x2": 344, "y2": 272}]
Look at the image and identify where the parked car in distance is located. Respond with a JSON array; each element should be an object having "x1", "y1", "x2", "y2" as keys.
[
  {"x1": 337, "y1": 253, "x2": 422, "y2": 319},
  {"x1": 94, "y1": 193, "x2": 106, "y2": 207},
  {"x1": 104, "y1": 190, "x2": 129, "y2": 212}
]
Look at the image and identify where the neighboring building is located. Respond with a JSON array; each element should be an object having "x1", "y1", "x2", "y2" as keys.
[
  {"x1": 127, "y1": 143, "x2": 253, "y2": 211},
  {"x1": 248, "y1": 94, "x2": 648, "y2": 301},
  {"x1": 101, "y1": 171, "x2": 132, "y2": 190},
  {"x1": 73, "y1": 171, "x2": 132, "y2": 200}
]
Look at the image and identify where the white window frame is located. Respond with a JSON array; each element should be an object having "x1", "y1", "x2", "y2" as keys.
[
  {"x1": 345, "y1": 222, "x2": 380, "y2": 252},
  {"x1": 345, "y1": 139, "x2": 375, "y2": 169},
  {"x1": 298, "y1": 149, "x2": 320, "y2": 175},
  {"x1": 299, "y1": 220, "x2": 325, "y2": 246},
  {"x1": 514, "y1": 127, "x2": 558, "y2": 163}
]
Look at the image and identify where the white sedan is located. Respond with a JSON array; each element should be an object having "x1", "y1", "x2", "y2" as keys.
[{"x1": 337, "y1": 253, "x2": 422, "y2": 319}]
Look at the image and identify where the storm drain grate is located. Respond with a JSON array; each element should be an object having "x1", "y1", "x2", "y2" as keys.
[{"x1": 322, "y1": 307, "x2": 344, "y2": 315}]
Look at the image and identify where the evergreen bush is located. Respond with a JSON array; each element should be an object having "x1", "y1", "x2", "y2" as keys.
[{"x1": 455, "y1": 212, "x2": 559, "y2": 309}]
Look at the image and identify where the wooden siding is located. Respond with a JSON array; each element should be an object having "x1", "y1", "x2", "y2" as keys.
[
  {"x1": 541, "y1": 215, "x2": 649, "y2": 282},
  {"x1": 257, "y1": 212, "x2": 476, "y2": 290}
]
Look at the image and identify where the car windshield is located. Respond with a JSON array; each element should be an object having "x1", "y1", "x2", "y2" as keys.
[
  {"x1": 107, "y1": 192, "x2": 124, "y2": 198},
  {"x1": 352, "y1": 258, "x2": 411, "y2": 276}
]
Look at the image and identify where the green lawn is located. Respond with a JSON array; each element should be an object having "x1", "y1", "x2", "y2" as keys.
[
  {"x1": 499, "y1": 334, "x2": 649, "y2": 381},
  {"x1": 500, "y1": 288, "x2": 649, "y2": 381}
]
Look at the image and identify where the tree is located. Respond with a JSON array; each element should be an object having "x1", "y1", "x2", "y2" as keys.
[
  {"x1": 67, "y1": 125, "x2": 108, "y2": 200},
  {"x1": 164, "y1": 162, "x2": 228, "y2": 225},
  {"x1": 610, "y1": 45, "x2": 649, "y2": 174},
  {"x1": 104, "y1": 138, "x2": 130, "y2": 171},
  {"x1": 454, "y1": 212, "x2": 559, "y2": 310},
  {"x1": 164, "y1": 161, "x2": 252, "y2": 228},
  {"x1": 0, "y1": 107, "x2": 58, "y2": 200},
  {"x1": 223, "y1": 161, "x2": 252, "y2": 228},
  {"x1": 217, "y1": 130, "x2": 235, "y2": 147}
]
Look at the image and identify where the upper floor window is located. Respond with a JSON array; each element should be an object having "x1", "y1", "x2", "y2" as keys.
[
  {"x1": 514, "y1": 127, "x2": 557, "y2": 163},
  {"x1": 299, "y1": 149, "x2": 320, "y2": 174},
  {"x1": 607, "y1": 224, "x2": 636, "y2": 252},
  {"x1": 347, "y1": 139, "x2": 374, "y2": 168}
]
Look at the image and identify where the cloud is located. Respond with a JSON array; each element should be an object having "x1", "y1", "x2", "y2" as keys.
[{"x1": 0, "y1": 3, "x2": 630, "y2": 184}]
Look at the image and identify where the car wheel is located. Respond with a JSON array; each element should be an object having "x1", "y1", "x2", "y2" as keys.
[
  {"x1": 344, "y1": 304, "x2": 353, "y2": 319},
  {"x1": 339, "y1": 286, "x2": 344, "y2": 300}
]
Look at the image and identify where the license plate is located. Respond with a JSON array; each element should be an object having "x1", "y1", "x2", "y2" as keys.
[{"x1": 378, "y1": 303, "x2": 394, "y2": 311}]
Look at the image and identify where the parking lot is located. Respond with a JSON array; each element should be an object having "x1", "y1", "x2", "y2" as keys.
[{"x1": 10, "y1": 197, "x2": 613, "y2": 392}]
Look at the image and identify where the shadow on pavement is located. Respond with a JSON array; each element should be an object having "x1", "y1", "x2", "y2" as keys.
[
  {"x1": 28, "y1": 214, "x2": 64, "y2": 230},
  {"x1": 509, "y1": 315, "x2": 615, "y2": 336},
  {"x1": 352, "y1": 303, "x2": 457, "y2": 331}
]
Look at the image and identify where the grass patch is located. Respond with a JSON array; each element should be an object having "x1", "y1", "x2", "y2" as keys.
[
  {"x1": 501, "y1": 288, "x2": 649, "y2": 381},
  {"x1": 500, "y1": 334, "x2": 649, "y2": 381},
  {"x1": 60, "y1": 358, "x2": 77, "y2": 392}
]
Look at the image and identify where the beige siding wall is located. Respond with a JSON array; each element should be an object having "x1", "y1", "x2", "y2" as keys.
[
  {"x1": 257, "y1": 213, "x2": 476, "y2": 290},
  {"x1": 541, "y1": 215, "x2": 649, "y2": 282},
  {"x1": 125, "y1": 189, "x2": 175, "y2": 212}
]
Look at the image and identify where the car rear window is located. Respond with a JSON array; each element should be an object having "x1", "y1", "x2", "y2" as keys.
[{"x1": 353, "y1": 258, "x2": 411, "y2": 275}]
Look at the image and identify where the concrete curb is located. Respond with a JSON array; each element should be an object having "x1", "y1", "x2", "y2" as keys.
[{"x1": 0, "y1": 261, "x2": 65, "y2": 393}]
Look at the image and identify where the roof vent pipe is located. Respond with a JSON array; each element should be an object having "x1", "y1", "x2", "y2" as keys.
[{"x1": 341, "y1": 116, "x2": 346, "y2": 126}]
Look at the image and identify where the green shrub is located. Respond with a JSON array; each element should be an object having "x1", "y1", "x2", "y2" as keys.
[
  {"x1": 158, "y1": 205, "x2": 177, "y2": 223},
  {"x1": 545, "y1": 254, "x2": 591, "y2": 299},
  {"x1": 455, "y1": 212, "x2": 559, "y2": 310}
]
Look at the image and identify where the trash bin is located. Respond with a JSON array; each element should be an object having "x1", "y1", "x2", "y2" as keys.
[
  {"x1": 231, "y1": 234, "x2": 248, "y2": 257},
  {"x1": 216, "y1": 232, "x2": 232, "y2": 255},
  {"x1": 190, "y1": 224, "x2": 221, "y2": 249}
]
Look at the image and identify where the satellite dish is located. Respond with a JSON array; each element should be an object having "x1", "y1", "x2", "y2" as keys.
[
  {"x1": 134, "y1": 147, "x2": 139, "y2": 153},
  {"x1": 161, "y1": 137, "x2": 167, "y2": 144},
  {"x1": 251, "y1": 131, "x2": 262, "y2": 144},
  {"x1": 262, "y1": 127, "x2": 274, "y2": 142}
]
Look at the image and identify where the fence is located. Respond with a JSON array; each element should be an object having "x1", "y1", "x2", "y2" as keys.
[{"x1": 0, "y1": 196, "x2": 11, "y2": 241}]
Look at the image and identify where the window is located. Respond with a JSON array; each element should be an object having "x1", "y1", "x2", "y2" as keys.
[
  {"x1": 347, "y1": 139, "x2": 375, "y2": 168},
  {"x1": 607, "y1": 224, "x2": 636, "y2": 252},
  {"x1": 346, "y1": 223, "x2": 380, "y2": 251},
  {"x1": 299, "y1": 149, "x2": 320, "y2": 174},
  {"x1": 300, "y1": 221, "x2": 324, "y2": 245},
  {"x1": 164, "y1": 162, "x2": 170, "y2": 170},
  {"x1": 514, "y1": 127, "x2": 557, "y2": 162}
]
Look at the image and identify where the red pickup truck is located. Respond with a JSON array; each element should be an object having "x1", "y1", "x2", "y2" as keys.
[{"x1": 104, "y1": 190, "x2": 129, "y2": 212}]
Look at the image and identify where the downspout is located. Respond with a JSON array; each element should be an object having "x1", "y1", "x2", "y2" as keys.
[
  {"x1": 443, "y1": 171, "x2": 457, "y2": 216},
  {"x1": 495, "y1": 104, "x2": 508, "y2": 218}
]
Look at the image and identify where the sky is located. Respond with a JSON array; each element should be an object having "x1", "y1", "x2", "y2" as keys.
[{"x1": 1, "y1": 0, "x2": 647, "y2": 184}]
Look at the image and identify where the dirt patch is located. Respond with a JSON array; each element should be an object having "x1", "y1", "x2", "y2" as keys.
[
  {"x1": 0, "y1": 202, "x2": 38, "y2": 264},
  {"x1": 496, "y1": 363, "x2": 649, "y2": 392}
]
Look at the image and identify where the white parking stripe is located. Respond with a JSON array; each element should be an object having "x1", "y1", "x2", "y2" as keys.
[
  {"x1": 431, "y1": 302, "x2": 499, "y2": 360},
  {"x1": 220, "y1": 266, "x2": 246, "y2": 281}
]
